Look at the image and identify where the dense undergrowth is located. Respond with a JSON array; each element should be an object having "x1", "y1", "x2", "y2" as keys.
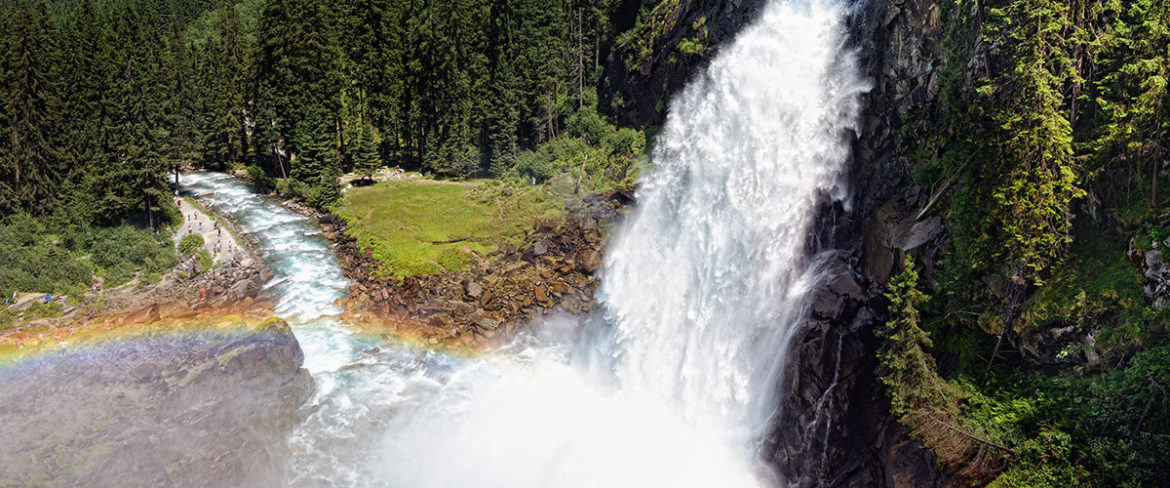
[
  {"x1": 0, "y1": 213, "x2": 179, "y2": 329},
  {"x1": 880, "y1": 0, "x2": 1170, "y2": 485}
]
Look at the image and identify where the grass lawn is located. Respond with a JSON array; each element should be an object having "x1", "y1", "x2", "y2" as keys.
[{"x1": 334, "y1": 178, "x2": 565, "y2": 280}]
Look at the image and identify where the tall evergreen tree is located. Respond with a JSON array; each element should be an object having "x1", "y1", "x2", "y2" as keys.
[
  {"x1": 203, "y1": 0, "x2": 248, "y2": 166},
  {"x1": 1, "y1": 0, "x2": 62, "y2": 215}
]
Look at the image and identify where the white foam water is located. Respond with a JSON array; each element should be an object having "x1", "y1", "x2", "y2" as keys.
[{"x1": 182, "y1": 0, "x2": 866, "y2": 485}]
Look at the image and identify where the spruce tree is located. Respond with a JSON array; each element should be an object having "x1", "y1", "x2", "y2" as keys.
[
  {"x1": 352, "y1": 123, "x2": 381, "y2": 180},
  {"x1": 980, "y1": 0, "x2": 1085, "y2": 286},
  {"x1": 2, "y1": 0, "x2": 63, "y2": 214}
]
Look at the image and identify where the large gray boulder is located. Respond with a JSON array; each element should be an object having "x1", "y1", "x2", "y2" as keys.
[{"x1": 0, "y1": 318, "x2": 312, "y2": 488}]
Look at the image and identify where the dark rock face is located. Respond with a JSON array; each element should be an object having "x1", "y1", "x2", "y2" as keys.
[
  {"x1": 0, "y1": 318, "x2": 312, "y2": 488},
  {"x1": 603, "y1": 0, "x2": 768, "y2": 127},
  {"x1": 765, "y1": 0, "x2": 957, "y2": 486}
]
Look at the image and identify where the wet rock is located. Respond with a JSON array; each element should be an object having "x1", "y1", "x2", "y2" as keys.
[
  {"x1": 535, "y1": 287, "x2": 554, "y2": 307},
  {"x1": 126, "y1": 303, "x2": 161, "y2": 324},
  {"x1": 0, "y1": 318, "x2": 312, "y2": 488},
  {"x1": 575, "y1": 249, "x2": 603, "y2": 273},
  {"x1": 474, "y1": 318, "x2": 501, "y2": 331},
  {"x1": 466, "y1": 281, "x2": 483, "y2": 299}
]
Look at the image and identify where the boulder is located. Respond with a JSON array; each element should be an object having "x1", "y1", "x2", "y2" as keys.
[
  {"x1": 466, "y1": 281, "x2": 483, "y2": 299},
  {"x1": 0, "y1": 317, "x2": 312, "y2": 488},
  {"x1": 534, "y1": 286, "x2": 554, "y2": 307},
  {"x1": 575, "y1": 249, "x2": 603, "y2": 273}
]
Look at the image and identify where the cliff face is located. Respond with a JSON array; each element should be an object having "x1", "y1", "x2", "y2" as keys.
[
  {"x1": 607, "y1": 0, "x2": 957, "y2": 485},
  {"x1": 604, "y1": 0, "x2": 768, "y2": 127},
  {"x1": 768, "y1": 0, "x2": 956, "y2": 485}
]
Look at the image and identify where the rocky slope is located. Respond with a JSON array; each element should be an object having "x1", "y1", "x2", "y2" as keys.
[
  {"x1": 0, "y1": 318, "x2": 312, "y2": 488},
  {"x1": 320, "y1": 212, "x2": 609, "y2": 347}
]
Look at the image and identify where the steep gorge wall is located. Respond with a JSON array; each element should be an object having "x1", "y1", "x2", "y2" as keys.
[{"x1": 768, "y1": 0, "x2": 957, "y2": 486}]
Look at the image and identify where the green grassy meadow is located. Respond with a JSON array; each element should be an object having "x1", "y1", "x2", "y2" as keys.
[{"x1": 334, "y1": 178, "x2": 565, "y2": 280}]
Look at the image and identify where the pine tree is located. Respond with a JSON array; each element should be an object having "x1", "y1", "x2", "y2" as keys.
[
  {"x1": 879, "y1": 255, "x2": 1004, "y2": 481},
  {"x1": 352, "y1": 123, "x2": 381, "y2": 180},
  {"x1": 203, "y1": 0, "x2": 248, "y2": 166},
  {"x1": 979, "y1": 0, "x2": 1086, "y2": 286},
  {"x1": 1, "y1": 0, "x2": 63, "y2": 215},
  {"x1": 290, "y1": 106, "x2": 338, "y2": 183}
]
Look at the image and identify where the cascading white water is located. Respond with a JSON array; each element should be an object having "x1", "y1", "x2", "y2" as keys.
[
  {"x1": 181, "y1": 1, "x2": 867, "y2": 486},
  {"x1": 598, "y1": 0, "x2": 869, "y2": 454}
]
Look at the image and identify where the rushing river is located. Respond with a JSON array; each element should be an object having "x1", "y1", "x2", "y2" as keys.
[{"x1": 178, "y1": 0, "x2": 865, "y2": 486}]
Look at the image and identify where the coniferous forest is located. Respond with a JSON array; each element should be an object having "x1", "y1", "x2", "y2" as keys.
[{"x1": 0, "y1": 0, "x2": 648, "y2": 224}]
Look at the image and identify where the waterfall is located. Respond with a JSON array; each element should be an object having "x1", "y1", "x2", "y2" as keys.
[
  {"x1": 598, "y1": 0, "x2": 868, "y2": 459},
  {"x1": 373, "y1": 1, "x2": 869, "y2": 486}
]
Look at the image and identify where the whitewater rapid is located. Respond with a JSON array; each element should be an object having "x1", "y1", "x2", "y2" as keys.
[{"x1": 182, "y1": 0, "x2": 865, "y2": 486}]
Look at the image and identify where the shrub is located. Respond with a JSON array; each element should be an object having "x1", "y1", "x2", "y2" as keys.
[
  {"x1": 178, "y1": 233, "x2": 205, "y2": 257},
  {"x1": 89, "y1": 226, "x2": 178, "y2": 286},
  {"x1": 196, "y1": 250, "x2": 214, "y2": 272},
  {"x1": 275, "y1": 178, "x2": 306, "y2": 199},
  {"x1": 247, "y1": 165, "x2": 275, "y2": 191},
  {"x1": 567, "y1": 106, "x2": 610, "y2": 146},
  {"x1": 305, "y1": 174, "x2": 341, "y2": 209}
]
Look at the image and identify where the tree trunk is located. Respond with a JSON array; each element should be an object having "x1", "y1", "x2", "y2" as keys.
[
  {"x1": 1152, "y1": 158, "x2": 1159, "y2": 210},
  {"x1": 982, "y1": 283, "x2": 1027, "y2": 386},
  {"x1": 578, "y1": 8, "x2": 585, "y2": 109}
]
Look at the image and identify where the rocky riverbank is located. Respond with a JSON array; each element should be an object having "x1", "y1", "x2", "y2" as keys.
[
  {"x1": 0, "y1": 192, "x2": 275, "y2": 354},
  {"x1": 319, "y1": 212, "x2": 609, "y2": 347}
]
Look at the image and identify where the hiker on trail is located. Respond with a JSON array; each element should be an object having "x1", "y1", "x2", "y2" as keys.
[
  {"x1": 44, "y1": 294, "x2": 52, "y2": 303},
  {"x1": 200, "y1": 287, "x2": 206, "y2": 300}
]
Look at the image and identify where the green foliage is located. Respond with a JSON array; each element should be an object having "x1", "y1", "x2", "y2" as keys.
[
  {"x1": 304, "y1": 170, "x2": 341, "y2": 209},
  {"x1": 247, "y1": 164, "x2": 275, "y2": 191},
  {"x1": 977, "y1": 0, "x2": 1086, "y2": 286},
  {"x1": 178, "y1": 233, "x2": 205, "y2": 257},
  {"x1": 1021, "y1": 218, "x2": 1165, "y2": 352},
  {"x1": 196, "y1": 249, "x2": 213, "y2": 272},
  {"x1": 334, "y1": 178, "x2": 563, "y2": 281},
  {"x1": 85, "y1": 225, "x2": 178, "y2": 286},
  {"x1": 514, "y1": 137, "x2": 593, "y2": 184},
  {"x1": 0, "y1": 213, "x2": 177, "y2": 297},
  {"x1": 22, "y1": 300, "x2": 63, "y2": 321},
  {"x1": 0, "y1": 216, "x2": 90, "y2": 297},
  {"x1": 351, "y1": 123, "x2": 381, "y2": 178},
  {"x1": 566, "y1": 105, "x2": 609, "y2": 146},
  {"x1": 880, "y1": 256, "x2": 1009, "y2": 482}
]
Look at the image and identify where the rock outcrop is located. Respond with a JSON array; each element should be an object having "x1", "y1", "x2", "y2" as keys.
[
  {"x1": 1130, "y1": 232, "x2": 1170, "y2": 311},
  {"x1": 766, "y1": 0, "x2": 959, "y2": 486},
  {"x1": 0, "y1": 318, "x2": 312, "y2": 488},
  {"x1": 323, "y1": 213, "x2": 608, "y2": 346}
]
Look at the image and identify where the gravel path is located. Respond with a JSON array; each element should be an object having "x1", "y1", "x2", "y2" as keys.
[{"x1": 173, "y1": 196, "x2": 255, "y2": 268}]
